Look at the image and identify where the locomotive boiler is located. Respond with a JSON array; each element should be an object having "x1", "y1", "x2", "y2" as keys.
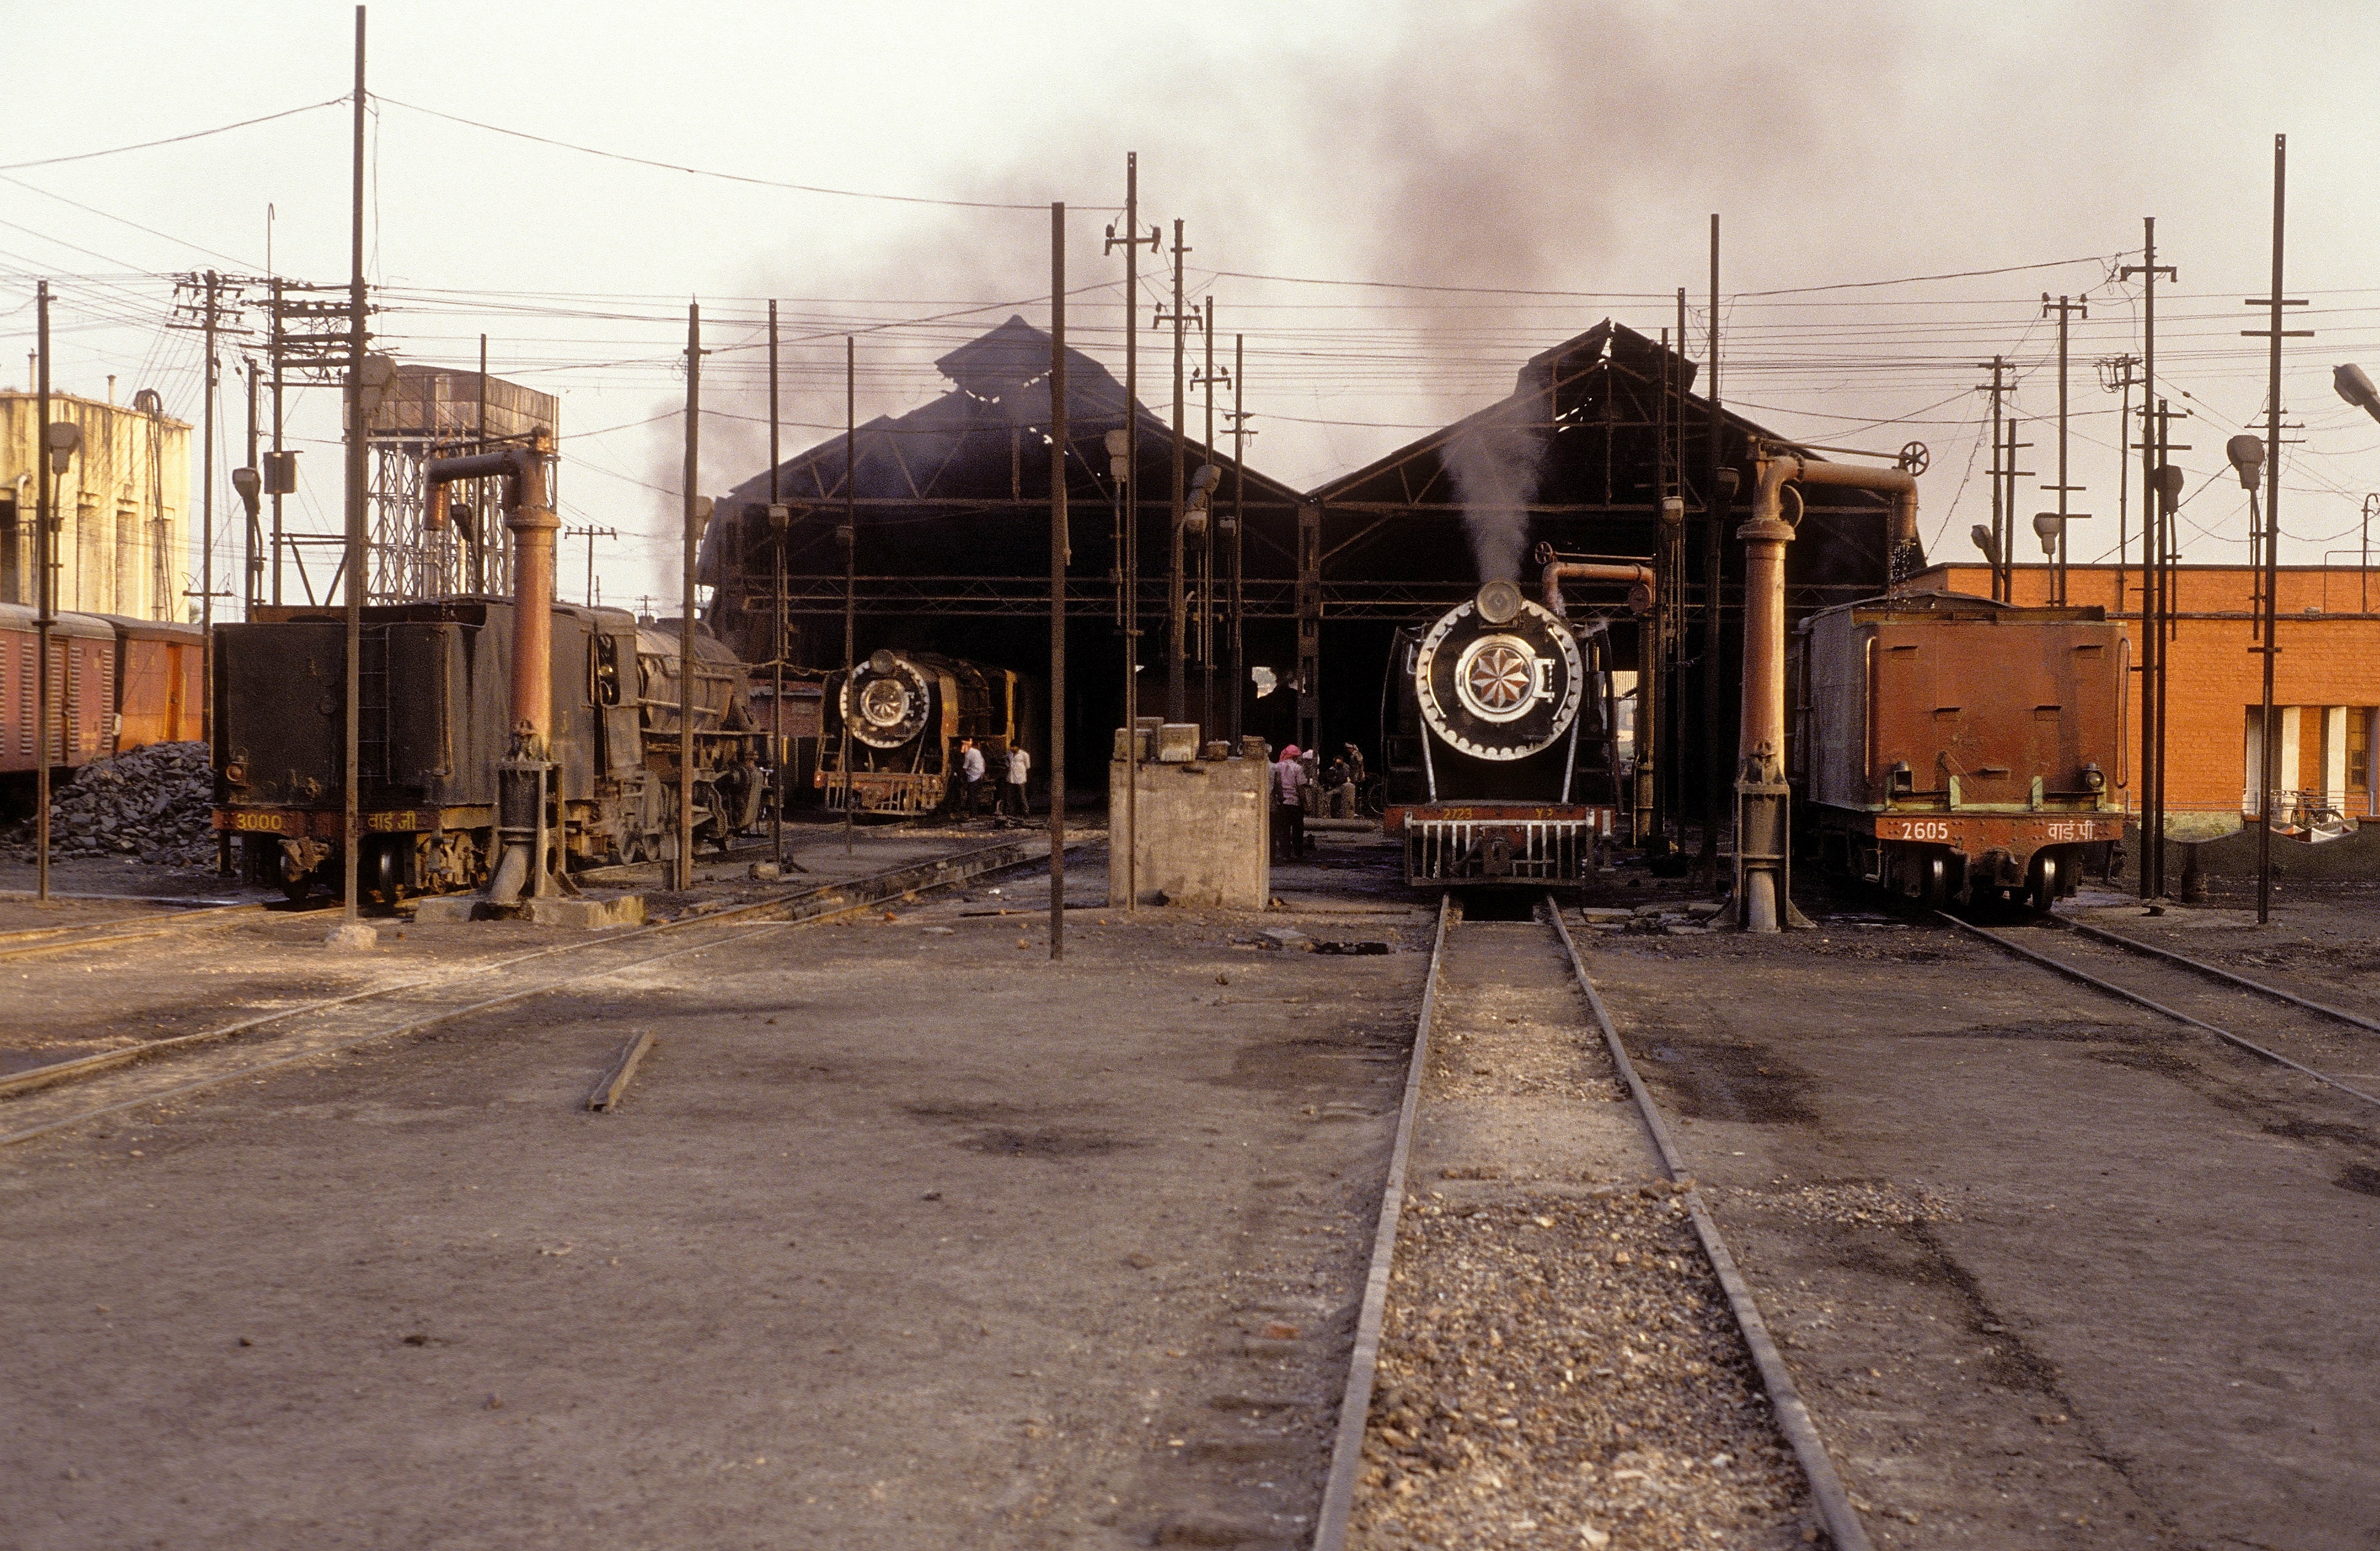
[
  {"x1": 1382, "y1": 575, "x2": 1623, "y2": 887},
  {"x1": 212, "y1": 597, "x2": 762, "y2": 901},
  {"x1": 1791, "y1": 590, "x2": 2127, "y2": 912},
  {"x1": 817, "y1": 649, "x2": 1040, "y2": 815}
]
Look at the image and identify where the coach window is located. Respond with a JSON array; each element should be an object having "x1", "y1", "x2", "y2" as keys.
[{"x1": 0, "y1": 497, "x2": 19, "y2": 604}]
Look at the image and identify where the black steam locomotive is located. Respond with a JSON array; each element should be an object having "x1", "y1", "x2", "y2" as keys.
[
  {"x1": 212, "y1": 597, "x2": 763, "y2": 900},
  {"x1": 1383, "y1": 577, "x2": 1621, "y2": 887},
  {"x1": 817, "y1": 649, "x2": 1041, "y2": 815}
]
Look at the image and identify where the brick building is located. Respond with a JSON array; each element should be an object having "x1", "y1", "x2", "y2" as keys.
[{"x1": 1911, "y1": 562, "x2": 2379, "y2": 831}]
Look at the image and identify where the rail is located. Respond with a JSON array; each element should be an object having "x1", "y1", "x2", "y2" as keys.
[
  {"x1": 1939, "y1": 914, "x2": 2380, "y2": 1110},
  {"x1": 1310, "y1": 897, "x2": 1873, "y2": 1551}
]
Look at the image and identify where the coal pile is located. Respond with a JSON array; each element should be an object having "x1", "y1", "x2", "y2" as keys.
[{"x1": 10, "y1": 741, "x2": 217, "y2": 868}]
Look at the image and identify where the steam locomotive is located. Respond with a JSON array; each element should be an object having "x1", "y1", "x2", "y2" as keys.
[
  {"x1": 1382, "y1": 577, "x2": 1621, "y2": 887},
  {"x1": 1791, "y1": 590, "x2": 2127, "y2": 912},
  {"x1": 817, "y1": 649, "x2": 1040, "y2": 815},
  {"x1": 212, "y1": 597, "x2": 763, "y2": 901}
]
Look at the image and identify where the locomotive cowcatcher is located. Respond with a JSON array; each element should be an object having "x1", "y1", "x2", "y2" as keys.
[
  {"x1": 1791, "y1": 590, "x2": 2127, "y2": 912},
  {"x1": 1382, "y1": 576, "x2": 1623, "y2": 888}
]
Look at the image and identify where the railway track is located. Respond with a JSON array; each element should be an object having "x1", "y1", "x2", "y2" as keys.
[
  {"x1": 0, "y1": 898, "x2": 317, "y2": 962},
  {"x1": 1942, "y1": 913, "x2": 2380, "y2": 1109},
  {"x1": 1313, "y1": 894, "x2": 1872, "y2": 1551},
  {"x1": 0, "y1": 837, "x2": 1058, "y2": 1146}
]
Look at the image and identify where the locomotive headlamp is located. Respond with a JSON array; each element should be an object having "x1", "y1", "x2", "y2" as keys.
[
  {"x1": 1889, "y1": 760, "x2": 1915, "y2": 795},
  {"x1": 2081, "y1": 762, "x2": 2106, "y2": 791},
  {"x1": 1474, "y1": 579, "x2": 1523, "y2": 625}
]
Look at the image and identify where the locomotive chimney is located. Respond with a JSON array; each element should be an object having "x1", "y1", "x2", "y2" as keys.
[{"x1": 1737, "y1": 450, "x2": 1920, "y2": 933}]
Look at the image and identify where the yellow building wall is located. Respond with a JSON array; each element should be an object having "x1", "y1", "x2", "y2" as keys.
[
  {"x1": 0, "y1": 392, "x2": 191, "y2": 620},
  {"x1": 1912, "y1": 563, "x2": 2380, "y2": 821}
]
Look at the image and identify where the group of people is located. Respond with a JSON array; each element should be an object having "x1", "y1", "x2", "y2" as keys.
[
  {"x1": 951, "y1": 736, "x2": 1031, "y2": 818},
  {"x1": 1269, "y1": 741, "x2": 1366, "y2": 862}
]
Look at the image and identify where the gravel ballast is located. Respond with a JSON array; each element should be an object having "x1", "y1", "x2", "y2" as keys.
[{"x1": 1350, "y1": 1190, "x2": 1809, "y2": 1550}]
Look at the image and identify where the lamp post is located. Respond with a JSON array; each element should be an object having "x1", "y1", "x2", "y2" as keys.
[{"x1": 2228, "y1": 432, "x2": 2274, "y2": 925}]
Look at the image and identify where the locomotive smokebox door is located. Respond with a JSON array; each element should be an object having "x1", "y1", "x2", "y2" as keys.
[{"x1": 1413, "y1": 584, "x2": 1585, "y2": 762}]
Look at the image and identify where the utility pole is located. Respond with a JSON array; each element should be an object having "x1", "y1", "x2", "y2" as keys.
[
  {"x1": 34, "y1": 283, "x2": 55, "y2": 901},
  {"x1": 2098, "y1": 355, "x2": 2141, "y2": 609},
  {"x1": 338, "y1": 6, "x2": 368, "y2": 938},
  {"x1": 2121, "y1": 219, "x2": 2176, "y2": 901},
  {"x1": 1225, "y1": 331, "x2": 1253, "y2": 746},
  {"x1": 2040, "y1": 294, "x2": 2089, "y2": 605},
  {"x1": 1193, "y1": 297, "x2": 1228, "y2": 738},
  {"x1": 842, "y1": 336, "x2": 856, "y2": 859},
  {"x1": 1048, "y1": 200, "x2": 1068, "y2": 960},
  {"x1": 677, "y1": 302, "x2": 700, "y2": 892},
  {"x1": 2245, "y1": 133, "x2": 2310, "y2": 926},
  {"x1": 565, "y1": 525, "x2": 615, "y2": 604},
  {"x1": 1699, "y1": 215, "x2": 1725, "y2": 882},
  {"x1": 242, "y1": 358, "x2": 261, "y2": 612},
  {"x1": 1980, "y1": 356, "x2": 2008, "y2": 599},
  {"x1": 1158, "y1": 219, "x2": 1195, "y2": 725},
  {"x1": 268, "y1": 278, "x2": 285, "y2": 605},
  {"x1": 767, "y1": 298, "x2": 785, "y2": 872},
  {"x1": 1102, "y1": 155, "x2": 1158, "y2": 910}
]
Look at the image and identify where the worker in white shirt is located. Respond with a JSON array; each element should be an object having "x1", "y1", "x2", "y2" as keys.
[
  {"x1": 958, "y1": 737, "x2": 987, "y2": 816},
  {"x1": 1002, "y1": 744, "x2": 1031, "y2": 816}
]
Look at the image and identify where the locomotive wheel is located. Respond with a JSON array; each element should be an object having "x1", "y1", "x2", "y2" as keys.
[
  {"x1": 1922, "y1": 853, "x2": 1948, "y2": 908},
  {"x1": 370, "y1": 841, "x2": 402, "y2": 905},
  {"x1": 2030, "y1": 854, "x2": 2061, "y2": 915},
  {"x1": 280, "y1": 867, "x2": 314, "y2": 904}
]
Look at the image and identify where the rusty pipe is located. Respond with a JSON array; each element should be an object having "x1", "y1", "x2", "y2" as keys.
[
  {"x1": 424, "y1": 443, "x2": 555, "y2": 746},
  {"x1": 1735, "y1": 453, "x2": 1921, "y2": 932},
  {"x1": 1540, "y1": 559, "x2": 1655, "y2": 619}
]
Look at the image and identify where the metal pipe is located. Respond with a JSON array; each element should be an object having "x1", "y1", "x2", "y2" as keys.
[
  {"x1": 422, "y1": 440, "x2": 556, "y2": 906},
  {"x1": 1736, "y1": 452, "x2": 1921, "y2": 931},
  {"x1": 680, "y1": 304, "x2": 700, "y2": 891},
  {"x1": 1540, "y1": 559, "x2": 1654, "y2": 620}
]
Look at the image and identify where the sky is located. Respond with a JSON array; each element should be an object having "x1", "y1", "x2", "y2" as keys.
[{"x1": 7, "y1": 0, "x2": 2380, "y2": 617}]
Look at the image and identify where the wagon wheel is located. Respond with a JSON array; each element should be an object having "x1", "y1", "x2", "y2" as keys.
[{"x1": 1897, "y1": 441, "x2": 1930, "y2": 476}]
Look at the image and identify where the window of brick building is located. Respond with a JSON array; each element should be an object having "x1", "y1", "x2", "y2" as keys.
[{"x1": 2352, "y1": 708, "x2": 2375, "y2": 816}]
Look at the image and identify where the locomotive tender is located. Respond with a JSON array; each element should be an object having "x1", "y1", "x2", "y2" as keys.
[
  {"x1": 1382, "y1": 575, "x2": 1623, "y2": 888},
  {"x1": 212, "y1": 597, "x2": 762, "y2": 900},
  {"x1": 1792, "y1": 590, "x2": 2126, "y2": 912},
  {"x1": 817, "y1": 649, "x2": 1039, "y2": 815}
]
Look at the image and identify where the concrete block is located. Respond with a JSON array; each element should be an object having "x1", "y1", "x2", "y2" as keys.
[
  {"x1": 528, "y1": 894, "x2": 647, "y2": 929},
  {"x1": 1110, "y1": 751, "x2": 1269, "y2": 910},
  {"x1": 1155, "y1": 723, "x2": 1201, "y2": 763},
  {"x1": 411, "y1": 894, "x2": 478, "y2": 923}
]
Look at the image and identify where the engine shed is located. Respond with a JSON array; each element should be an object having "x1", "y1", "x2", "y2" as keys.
[{"x1": 701, "y1": 315, "x2": 1912, "y2": 842}]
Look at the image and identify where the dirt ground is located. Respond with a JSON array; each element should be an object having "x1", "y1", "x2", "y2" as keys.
[
  {"x1": 2, "y1": 827, "x2": 1433, "y2": 1550},
  {"x1": 1586, "y1": 878, "x2": 2380, "y2": 1551}
]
